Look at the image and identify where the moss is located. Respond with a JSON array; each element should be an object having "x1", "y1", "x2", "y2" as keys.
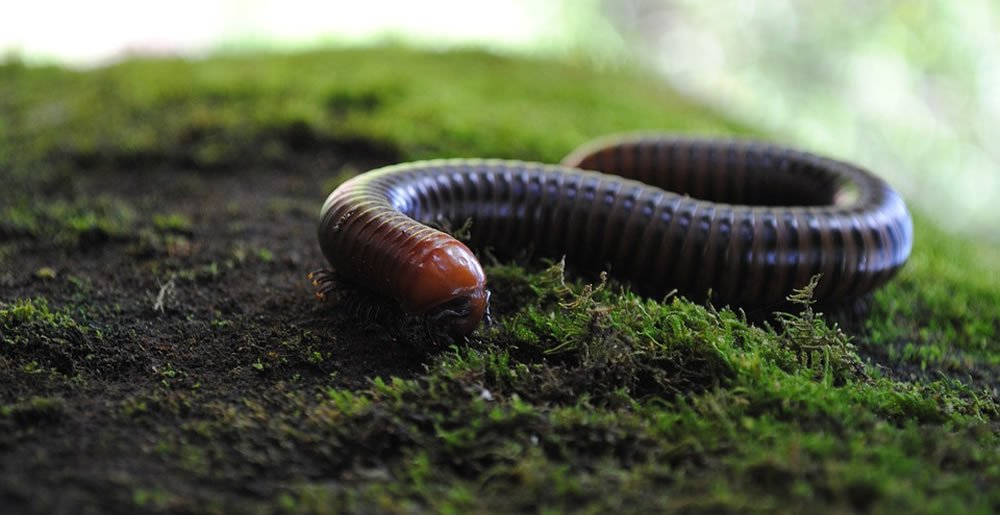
[
  {"x1": 91, "y1": 266, "x2": 996, "y2": 512},
  {"x1": 0, "y1": 396, "x2": 65, "y2": 424},
  {"x1": 0, "y1": 46, "x2": 998, "y2": 513},
  {"x1": 0, "y1": 47, "x2": 742, "y2": 174},
  {"x1": 1, "y1": 197, "x2": 135, "y2": 247},
  {"x1": 0, "y1": 297, "x2": 87, "y2": 344},
  {"x1": 131, "y1": 488, "x2": 177, "y2": 510},
  {"x1": 152, "y1": 213, "x2": 194, "y2": 234},
  {"x1": 861, "y1": 214, "x2": 1000, "y2": 389},
  {"x1": 0, "y1": 298, "x2": 98, "y2": 377}
]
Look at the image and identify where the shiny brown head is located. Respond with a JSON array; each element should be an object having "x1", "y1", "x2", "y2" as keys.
[{"x1": 399, "y1": 240, "x2": 488, "y2": 336}]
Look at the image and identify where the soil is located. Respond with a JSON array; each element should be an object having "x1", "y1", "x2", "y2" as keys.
[{"x1": 0, "y1": 142, "x2": 445, "y2": 512}]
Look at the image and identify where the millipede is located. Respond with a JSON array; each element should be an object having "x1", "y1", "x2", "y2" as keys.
[{"x1": 316, "y1": 133, "x2": 913, "y2": 336}]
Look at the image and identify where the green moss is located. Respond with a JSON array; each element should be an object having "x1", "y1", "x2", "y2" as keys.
[
  {"x1": 1, "y1": 298, "x2": 70, "y2": 326},
  {"x1": 131, "y1": 488, "x2": 177, "y2": 510},
  {"x1": 0, "y1": 298, "x2": 117, "y2": 379},
  {"x1": 104, "y1": 265, "x2": 996, "y2": 512},
  {"x1": 0, "y1": 298, "x2": 88, "y2": 346},
  {"x1": 0, "y1": 47, "x2": 742, "y2": 174},
  {"x1": 152, "y1": 213, "x2": 193, "y2": 234},
  {"x1": 1, "y1": 196, "x2": 135, "y2": 247},
  {"x1": 863, "y1": 214, "x2": 1000, "y2": 383}
]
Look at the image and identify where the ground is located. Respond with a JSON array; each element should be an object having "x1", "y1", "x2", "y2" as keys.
[{"x1": 1, "y1": 47, "x2": 998, "y2": 514}]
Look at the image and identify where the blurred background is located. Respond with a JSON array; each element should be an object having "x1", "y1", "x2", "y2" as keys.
[{"x1": 3, "y1": 0, "x2": 996, "y2": 239}]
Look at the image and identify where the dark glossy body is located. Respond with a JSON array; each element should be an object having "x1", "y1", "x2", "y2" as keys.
[{"x1": 318, "y1": 134, "x2": 913, "y2": 335}]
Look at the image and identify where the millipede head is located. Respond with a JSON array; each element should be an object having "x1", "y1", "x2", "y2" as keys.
[
  {"x1": 426, "y1": 290, "x2": 489, "y2": 337},
  {"x1": 403, "y1": 240, "x2": 489, "y2": 336}
]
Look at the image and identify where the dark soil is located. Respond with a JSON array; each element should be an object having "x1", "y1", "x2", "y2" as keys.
[{"x1": 0, "y1": 143, "x2": 439, "y2": 512}]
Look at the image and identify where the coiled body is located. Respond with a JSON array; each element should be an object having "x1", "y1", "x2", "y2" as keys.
[{"x1": 318, "y1": 134, "x2": 913, "y2": 335}]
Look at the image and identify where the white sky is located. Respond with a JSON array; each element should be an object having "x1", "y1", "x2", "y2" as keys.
[{"x1": 0, "y1": 0, "x2": 566, "y2": 66}]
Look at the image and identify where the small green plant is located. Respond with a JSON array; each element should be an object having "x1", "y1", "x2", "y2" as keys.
[
  {"x1": 773, "y1": 275, "x2": 864, "y2": 385},
  {"x1": 152, "y1": 213, "x2": 193, "y2": 234},
  {"x1": 257, "y1": 248, "x2": 274, "y2": 263}
]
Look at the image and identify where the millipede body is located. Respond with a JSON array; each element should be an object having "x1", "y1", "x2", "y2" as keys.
[{"x1": 317, "y1": 134, "x2": 913, "y2": 336}]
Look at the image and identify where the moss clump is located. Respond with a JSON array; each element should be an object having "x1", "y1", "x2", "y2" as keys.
[
  {"x1": 498, "y1": 259, "x2": 737, "y2": 402},
  {"x1": 151, "y1": 213, "x2": 193, "y2": 235},
  {"x1": 1, "y1": 197, "x2": 135, "y2": 247},
  {"x1": 774, "y1": 275, "x2": 865, "y2": 385},
  {"x1": 0, "y1": 298, "x2": 97, "y2": 376},
  {"x1": 0, "y1": 297, "x2": 90, "y2": 350}
]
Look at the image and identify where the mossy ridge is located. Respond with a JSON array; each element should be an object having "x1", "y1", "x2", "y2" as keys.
[
  {"x1": 295, "y1": 266, "x2": 998, "y2": 513},
  {"x1": 0, "y1": 46, "x2": 742, "y2": 175}
]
